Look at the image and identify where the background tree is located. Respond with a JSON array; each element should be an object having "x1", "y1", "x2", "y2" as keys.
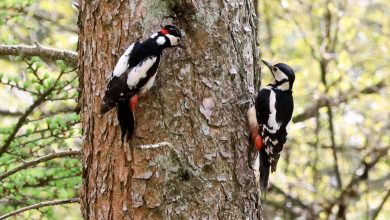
[
  {"x1": 78, "y1": 0, "x2": 260, "y2": 219},
  {"x1": 259, "y1": 0, "x2": 390, "y2": 219}
]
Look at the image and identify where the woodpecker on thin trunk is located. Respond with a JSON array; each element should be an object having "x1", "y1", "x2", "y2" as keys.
[
  {"x1": 100, "y1": 25, "x2": 182, "y2": 140},
  {"x1": 247, "y1": 59, "x2": 295, "y2": 194}
]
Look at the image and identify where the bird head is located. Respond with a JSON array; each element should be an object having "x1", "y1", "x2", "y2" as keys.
[
  {"x1": 158, "y1": 25, "x2": 182, "y2": 47},
  {"x1": 262, "y1": 59, "x2": 295, "y2": 90}
]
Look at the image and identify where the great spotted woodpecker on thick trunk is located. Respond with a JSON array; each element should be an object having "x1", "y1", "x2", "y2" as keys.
[
  {"x1": 100, "y1": 25, "x2": 182, "y2": 140},
  {"x1": 247, "y1": 59, "x2": 295, "y2": 194}
]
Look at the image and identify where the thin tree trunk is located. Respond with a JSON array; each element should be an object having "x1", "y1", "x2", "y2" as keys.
[{"x1": 78, "y1": 0, "x2": 261, "y2": 219}]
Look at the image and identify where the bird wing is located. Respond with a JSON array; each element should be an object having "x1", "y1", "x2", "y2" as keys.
[
  {"x1": 126, "y1": 56, "x2": 159, "y2": 89},
  {"x1": 256, "y1": 88, "x2": 293, "y2": 172},
  {"x1": 255, "y1": 88, "x2": 271, "y2": 125},
  {"x1": 100, "y1": 55, "x2": 160, "y2": 114},
  {"x1": 275, "y1": 90, "x2": 294, "y2": 129},
  {"x1": 112, "y1": 42, "x2": 141, "y2": 77}
]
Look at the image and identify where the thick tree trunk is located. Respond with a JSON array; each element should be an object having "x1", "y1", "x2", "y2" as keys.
[{"x1": 79, "y1": 0, "x2": 261, "y2": 219}]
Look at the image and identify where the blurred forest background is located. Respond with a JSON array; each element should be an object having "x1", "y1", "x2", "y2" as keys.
[
  {"x1": 0, "y1": 0, "x2": 389, "y2": 219},
  {"x1": 259, "y1": 0, "x2": 390, "y2": 219}
]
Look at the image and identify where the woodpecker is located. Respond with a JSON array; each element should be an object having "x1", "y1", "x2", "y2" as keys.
[
  {"x1": 100, "y1": 25, "x2": 182, "y2": 140},
  {"x1": 247, "y1": 59, "x2": 295, "y2": 193}
]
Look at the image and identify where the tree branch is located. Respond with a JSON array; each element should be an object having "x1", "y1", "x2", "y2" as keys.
[
  {"x1": 282, "y1": 5, "x2": 319, "y2": 60},
  {"x1": 0, "y1": 71, "x2": 66, "y2": 157},
  {"x1": 325, "y1": 148, "x2": 388, "y2": 214},
  {"x1": 293, "y1": 80, "x2": 386, "y2": 123},
  {"x1": 269, "y1": 183, "x2": 315, "y2": 216},
  {"x1": 0, "y1": 198, "x2": 80, "y2": 220},
  {"x1": 372, "y1": 188, "x2": 390, "y2": 220},
  {"x1": 0, "y1": 109, "x2": 23, "y2": 116},
  {"x1": 0, "y1": 150, "x2": 81, "y2": 181},
  {"x1": 264, "y1": 199, "x2": 299, "y2": 218},
  {"x1": 327, "y1": 101, "x2": 343, "y2": 190},
  {"x1": 0, "y1": 44, "x2": 78, "y2": 66}
]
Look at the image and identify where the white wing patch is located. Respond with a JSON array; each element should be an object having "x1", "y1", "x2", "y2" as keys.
[
  {"x1": 150, "y1": 33, "x2": 158, "y2": 38},
  {"x1": 267, "y1": 90, "x2": 281, "y2": 133},
  {"x1": 113, "y1": 43, "x2": 135, "y2": 77},
  {"x1": 265, "y1": 146, "x2": 274, "y2": 154},
  {"x1": 165, "y1": 34, "x2": 181, "y2": 46},
  {"x1": 140, "y1": 72, "x2": 157, "y2": 95},
  {"x1": 127, "y1": 56, "x2": 157, "y2": 87}
]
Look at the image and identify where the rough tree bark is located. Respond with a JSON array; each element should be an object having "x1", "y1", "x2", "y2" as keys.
[{"x1": 78, "y1": 0, "x2": 261, "y2": 219}]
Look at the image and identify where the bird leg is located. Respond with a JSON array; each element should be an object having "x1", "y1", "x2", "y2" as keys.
[{"x1": 251, "y1": 130, "x2": 263, "y2": 151}]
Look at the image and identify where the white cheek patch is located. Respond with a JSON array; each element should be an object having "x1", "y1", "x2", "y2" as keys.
[
  {"x1": 113, "y1": 43, "x2": 135, "y2": 77},
  {"x1": 165, "y1": 34, "x2": 180, "y2": 46},
  {"x1": 127, "y1": 56, "x2": 157, "y2": 87},
  {"x1": 277, "y1": 81, "x2": 290, "y2": 91},
  {"x1": 156, "y1": 36, "x2": 166, "y2": 45},
  {"x1": 274, "y1": 70, "x2": 288, "y2": 81}
]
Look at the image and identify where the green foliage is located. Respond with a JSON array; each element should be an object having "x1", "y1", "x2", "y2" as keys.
[
  {"x1": 259, "y1": 0, "x2": 390, "y2": 219},
  {"x1": 0, "y1": 0, "x2": 80, "y2": 219}
]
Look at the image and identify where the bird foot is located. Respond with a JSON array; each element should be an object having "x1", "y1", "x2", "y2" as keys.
[
  {"x1": 251, "y1": 131, "x2": 263, "y2": 151},
  {"x1": 130, "y1": 95, "x2": 139, "y2": 112}
]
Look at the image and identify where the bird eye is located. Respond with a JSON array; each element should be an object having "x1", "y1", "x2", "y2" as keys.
[{"x1": 273, "y1": 67, "x2": 278, "y2": 72}]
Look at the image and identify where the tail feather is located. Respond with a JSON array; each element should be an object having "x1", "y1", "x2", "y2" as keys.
[
  {"x1": 100, "y1": 97, "x2": 116, "y2": 115},
  {"x1": 117, "y1": 102, "x2": 135, "y2": 141},
  {"x1": 259, "y1": 148, "x2": 270, "y2": 196}
]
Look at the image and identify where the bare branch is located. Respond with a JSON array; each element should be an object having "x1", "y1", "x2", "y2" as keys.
[
  {"x1": 0, "y1": 109, "x2": 23, "y2": 116},
  {"x1": 264, "y1": 199, "x2": 299, "y2": 217},
  {"x1": 325, "y1": 148, "x2": 388, "y2": 214},
  {"x1": 372, "y1": 188, "x2": 390, "y2": 220},
  {"x1": 327, "y1": 101, "x2": 343, "y2": 189},
  {"x1": 293, "y1": 80, "x2": 386, "y2": 123},
  {"x1": 0, "y1": 44, "x2": 78, "y2": 67},
  {"x1": 0, "y1": 198, "x2": 80, "y2": 220},
  {"x1": 269, "y1": 183, "x2": 315, "y2": 216},
  {"x1": 0, "y1": 150, "x2": 81, "y2": 181},
  {"x1": 282, "y1": 5, "x2": 319, "y2": 60}
]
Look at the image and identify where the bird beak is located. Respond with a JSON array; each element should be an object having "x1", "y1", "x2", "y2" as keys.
[
  {"x1": 261, "y1": 59, "x2": 273, "y2": 72},
  {"x1": 177, "y1": 39, "x2": 185, "y2": 49}
]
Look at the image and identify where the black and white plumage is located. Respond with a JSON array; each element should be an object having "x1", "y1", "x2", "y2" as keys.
[
  {"x1": 247, "y1": 59, "x2": 295, "y2": 193},
  {"x1": 100, "y1": 25, "x2": 182, "y2": 140}
]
